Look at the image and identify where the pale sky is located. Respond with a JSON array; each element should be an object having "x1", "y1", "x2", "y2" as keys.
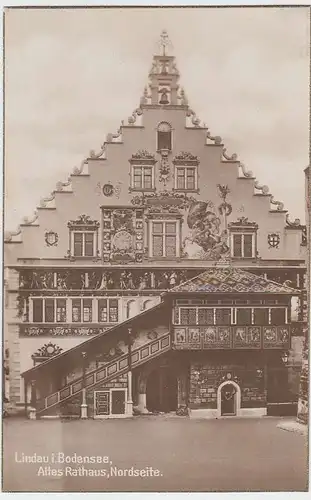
[{"x1": 4, "y1": 6, "x2": 310, "y2": 231}]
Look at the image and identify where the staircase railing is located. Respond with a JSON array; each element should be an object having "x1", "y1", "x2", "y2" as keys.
[{"x1": 36, "y1": 333, "x2": 171, "y2": 415}]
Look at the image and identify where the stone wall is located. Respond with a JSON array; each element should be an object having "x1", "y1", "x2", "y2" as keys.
[{"x1": 189, "y1": 355, "x2": 266, "y2": 410}]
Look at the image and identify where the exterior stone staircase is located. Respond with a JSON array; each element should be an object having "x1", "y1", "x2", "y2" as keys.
[{"x1": 36, "y1": 332, "x2": 171, "y2": 416}]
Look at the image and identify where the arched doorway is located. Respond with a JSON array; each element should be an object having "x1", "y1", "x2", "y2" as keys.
[
  {"x1": 146, "y1": 367, "x2": 178, "y2": 413},
  {"x1": 217, "y1": 381, "x2": 241, "y2": 417}
]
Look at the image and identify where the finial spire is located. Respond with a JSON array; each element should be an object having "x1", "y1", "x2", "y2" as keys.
[{"x1": 158, "y1": 29, "x2": 172, "y2": 56}]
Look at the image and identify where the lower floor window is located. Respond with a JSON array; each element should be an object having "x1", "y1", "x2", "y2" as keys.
[
  {"x1": 236, "y1": 308, "x2": 252, "y2": 325},
  {"x1": 253, "y1": 308, "x2": 269, "y2": 325},
  {"x1": 176, "y1": 306, "x2": 287, "y2": 326},
  {"x1": 72, "y1": 299, "x2": 92, "y2": 322},
  {"x1": 31, "y1": 297, "x2": 120, "y2": 324},
  {"x1": 98, "y1": 299, "x2": 119, "y2": 323},
  {"x1": 215, "y1": 308, "x2": 231, "y2": 325},
  {"x1": 271, "y1": 308, "x2": 286, "y2": 325},
  {"x1": 32, "y1": 298, "x2": 67, "y2": 323}
]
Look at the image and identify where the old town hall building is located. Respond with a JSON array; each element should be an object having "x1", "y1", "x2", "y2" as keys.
[{"x1": 4, "y1": 33, "x2": 308, "y2": 420}]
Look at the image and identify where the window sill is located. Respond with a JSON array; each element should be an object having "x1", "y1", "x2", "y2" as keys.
[
  {"x1": 67, "y1": 255, "x2": 101, "y2": 261},
  {"x1": 129, "y1": 188, "x2": 156, "y2": 193},
  {"x1": 172, "y1": 188, "x2": 199, "y2": 194},
  {"x1": 231, "y1": 256, "x2": 257, "y2": 260}
]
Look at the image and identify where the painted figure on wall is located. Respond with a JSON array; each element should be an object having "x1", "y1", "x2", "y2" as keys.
[{"x1": 184, "y1": 200, "x2": 229, "y2": 259}]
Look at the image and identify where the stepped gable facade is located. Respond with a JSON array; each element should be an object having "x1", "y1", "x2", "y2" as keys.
[{"x1": 4, "y1": 31, "x2": 308, "y2": 419}]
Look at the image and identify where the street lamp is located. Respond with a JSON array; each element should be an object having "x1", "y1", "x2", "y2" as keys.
[
  {"x1": 127, "y1": 328, "x2": 133, "y2": 416},
  {"x1": 81, "y1": 351, "x2": 88, "y2": 419}
]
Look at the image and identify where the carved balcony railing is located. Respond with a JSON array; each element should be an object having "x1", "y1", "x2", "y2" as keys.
[{"x1": 35, "y1": 333, "x2": 171, "y2": 415}]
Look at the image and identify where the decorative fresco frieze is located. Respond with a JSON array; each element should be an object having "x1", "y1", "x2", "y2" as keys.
[
  {"x1": 173, "y1": 325, "x2": 290, "y2": 350},
  {"x1": 18, "y1": 268, "x2": 201, "y2": 292},
  {"x1": 262, "y1": 326, "x2": 290, "y2": 348},
  {"x1": 20, "y1": 325, "x2": 110, "y2": 337},
  {"x1": 18, "y1": 267, "x2": 300, "y2": 293}
]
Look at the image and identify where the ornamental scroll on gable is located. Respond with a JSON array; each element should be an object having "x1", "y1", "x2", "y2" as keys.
[{"x1": 102, "y1": 207, "x2": 144, "y2": 263}]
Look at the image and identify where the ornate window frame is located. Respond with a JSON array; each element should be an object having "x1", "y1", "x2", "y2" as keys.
[
  {"x1": 147, "y1": 216, "x2": 181, "y2": 259},
  {"x1": 67, "y1": 215, "x2": 100, "y2": 259},
  {"x1": 173, "y1": 152, "x2": 199, "y2": 192},
  {"x1": 129, "y1": 150, "x2": 156, "y2": 192}
]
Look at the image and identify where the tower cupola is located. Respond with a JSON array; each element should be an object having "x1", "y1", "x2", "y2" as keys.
[{"x1": 148, "y1": 30, "x2": 181, "y2": 106}]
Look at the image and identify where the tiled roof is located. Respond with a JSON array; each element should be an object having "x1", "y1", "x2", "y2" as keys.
[{"x1": 169, "y1": 268, "x2": 298, "y2": 294}]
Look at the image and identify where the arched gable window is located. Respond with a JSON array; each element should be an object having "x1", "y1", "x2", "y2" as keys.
[{"x1": 157, "y1": 122, "x2": 172, "y2": 151}]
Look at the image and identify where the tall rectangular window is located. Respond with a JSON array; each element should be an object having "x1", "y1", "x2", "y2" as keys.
[
  {"x1": 33, "y1": 299, "x2": 43, "y2": 323},
  {"x1": 98, "y1": 299, "x2": 108, "y2": 322},
  {"x1": 253, "y1": 308, "x2": 269, "y2": 325},
  {"x1": 236, "y1": 308, "x2": 252, "y2": 325},
  {"x1": 198, "y1": 308, "x2": 214, "y2": 325},
  {"x1": 56, "y1": 299, "x2": 67, "y2": 322},
  {"x1": 83, "y1": 299, "x2": 92, "y2": 322},
  {"x1": 84, "y1": 233, "x2": 94, "y2": 257},
  {"x1": 109, "y1": 299, "x2": 119, "y2": 323},
  {"x1": 271, "y1": 308, "x2": 286, "y2": 325},
  {"x1": 151, "y1": 221, "x2": 177, "y2": 257},
  {"x1": 132, "y1": 166, "x2": 154, "y2": 190},
  {"x1": 157, "y1": 123, "x2": 172, "y2": 151},
  {"x1": 45, "y1": 299, "x2": 55, "y2": 322},
  {"x1": 244, "y1": 234, "x2": 253, "y2": 258},
  {"x1": 180, "y1": 308, "x2": 196, "y2": 325},
  {"x1": 72, "y1": 299, "x2": 81, "y2": 323},
  {"x1": 98, "y1": 299, "x2": 119, "y2": 323},
  {"x1": 73, "y1": 232, "x2": 95, "y2": 257},
  {"x1": 215, "y1": 308, "x2": 231, "y2": 325},
  {"x1": 175, "y1": 167, "x2": 197, "y2": 190},
  {"x1": 32, "y1": 298, "x2": 67, "y2": 323},
  {"x1": 232, "y1": 233, "x2": 255, "y2": 258},
  {"x1": 73, "y1": 233, "x2": 83, "y2": 257}
]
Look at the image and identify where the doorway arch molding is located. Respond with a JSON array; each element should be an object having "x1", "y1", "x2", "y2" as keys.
[{"x1": 217, "y1": 380, "x2": 241, "y2": 418}]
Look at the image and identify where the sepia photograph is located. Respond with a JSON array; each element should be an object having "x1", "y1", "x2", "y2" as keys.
[{"x1": 2, "y1": 4, "x2": 310, "y2": 493}]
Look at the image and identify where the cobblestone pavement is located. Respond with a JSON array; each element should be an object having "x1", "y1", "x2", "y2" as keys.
[{"x1": 2, "y1": 416, "x2": 308, "y2": 492}]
